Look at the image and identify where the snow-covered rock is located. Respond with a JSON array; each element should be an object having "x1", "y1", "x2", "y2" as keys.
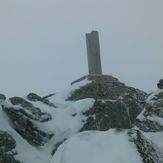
[
  {"x1": 128, "y1": 129, "x2": 163, "y2": 163},
  {"x1": 136, "y1": 89, "x2": 163, "y2": 132},
  {"x1": 0, "y1": 130, "x2": 20, "y2": 163},
  {"x1": 70, "y1": 75, "x2": 147, "y2": 131},
  {"x1": 157, "y1": 79, "x2": 163, "y2": 89},
  {"x1": 2, "y1": 97, "x2": 53, "y2": 146},
  {"x1": 0, "y1": 75, "x2": 163, "y2": 163}
]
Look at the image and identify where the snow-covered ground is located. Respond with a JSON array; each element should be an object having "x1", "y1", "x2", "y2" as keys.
[
  {"x1": 50, "y1": 129, "x2": 142, "y2": 163},
  {"x1": 1, "y1": 80, "x2": 163, "y2": 163}
]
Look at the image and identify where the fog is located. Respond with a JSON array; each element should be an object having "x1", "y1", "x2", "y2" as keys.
[{"x1": 0, "y1": 0, "x2": 163, "y2": 97}]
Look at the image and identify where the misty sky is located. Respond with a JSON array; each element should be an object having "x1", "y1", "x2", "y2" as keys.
[{"x1": 0, "y1": 0, "x2": 163, "y2": 97}]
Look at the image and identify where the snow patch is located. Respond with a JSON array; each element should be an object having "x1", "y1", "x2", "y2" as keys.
[
  {"x1": 51, "y1": 129, "x2": 142, "y2": 163},
  {"x1": 146, "y1": 89, "x2": 163, "y2": 104},
  {"x1": 136, "y1": 108, "x2": 146, "y2": 121}
]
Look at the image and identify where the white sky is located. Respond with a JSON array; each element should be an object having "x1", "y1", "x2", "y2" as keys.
[{"x1": 0, "y1": 0, "x2": 163, "y2": 97}]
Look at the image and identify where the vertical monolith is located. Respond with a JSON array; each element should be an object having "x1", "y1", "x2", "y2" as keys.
[{"x1": 86, "y1": 31, "x2": 102, "y2": 75}]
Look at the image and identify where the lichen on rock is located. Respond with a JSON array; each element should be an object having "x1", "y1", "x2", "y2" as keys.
[
  {"x1": 69, "y1": 75, "x2": 147, "y2": 131},
  {"x1": 136, "y1": 90, "x2": 163, "y2": 132},
  {"x1": 0, "y1": 130, "x2": 20, "y2": 163}
]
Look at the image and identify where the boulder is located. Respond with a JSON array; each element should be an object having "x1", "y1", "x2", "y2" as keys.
[
  {"x1": 9, "y1": 97, "x2": 32, "y2": 107},
  {"x1": 69, "y1": 75, "x2": 147, "y2": 130},
  {"x1": 27, "y1": 93, "x2": 42, "y2": 101},
  {"x1": 0, "y1": 130, "x2": 20, "y2": 163},
  {"x1": 27, "y1": 93, "x2": 56, "y2": 108},
  {"x1": 9, "y1": 97, "x2": 52, "y2": 122},
  {"x1": 157, "y1": 79, "x2": 163, "y2": 89},
  {"x1": 0, "y1": 94, "x2": 6, "y2": 101},
  {"x1": 81, "y1": 99, "x2": 142, "y2": 131}
]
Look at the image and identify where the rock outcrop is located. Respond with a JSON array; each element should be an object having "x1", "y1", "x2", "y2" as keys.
[
  {"x1": 1, "y1": 97, "x2": 53, "y2": 146},
  {"x1": 157, "y1": 79, "x2": 163, "y2": 89},
  {"x1": 0, "y1": 94, "x2": 6, "y2": 101},
  {"x1": 69, "y1": 75, "x2": 147, "y2": 131},
  {"x1": 0, "y1": 131, "x2": 20, "y2": 163},
  {"x1": 27, "y1": 93, "x2": 56, "y2": 107},
  {"x1": 0, "y1": 75, "x2": 163, "y2": 163},
  {"x1": 136, "y1": 90, "x2": 163, "y2": 132}
]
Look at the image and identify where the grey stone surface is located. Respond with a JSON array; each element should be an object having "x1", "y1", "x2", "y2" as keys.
[
  {"x1": 157, "y1": 79, "x2": 163, "y2": 89},
  {"x1": 86, "y1": 31, "x2": 102, "y2": 75},
  {"x1": 68, "y1": 75, "x2": 147, "y2": 131},
  {"x1": 27, "y1": 93, "x2": 56, "y2": 108}
]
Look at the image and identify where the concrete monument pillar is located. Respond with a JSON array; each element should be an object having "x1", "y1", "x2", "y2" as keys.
[{"x1": 86, "y1": 31, "x2": 102, "y2": 75}]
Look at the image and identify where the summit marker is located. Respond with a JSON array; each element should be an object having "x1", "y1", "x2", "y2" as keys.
[{"x1": 86, "y1": 31, "x2": 102, "y2": 75}]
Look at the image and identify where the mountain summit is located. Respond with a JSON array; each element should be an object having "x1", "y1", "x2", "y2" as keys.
[{"x1": 0, "y1": 75, "x2": 163, "y2": 163}]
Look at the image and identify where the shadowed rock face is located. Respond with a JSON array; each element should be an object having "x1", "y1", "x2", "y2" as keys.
[
  {"x1": 0, "y1": 131, "x2": 20, "y2": 163},
  {"x1": 69, "y1": 75, "x2": 147, "y2": 130}
]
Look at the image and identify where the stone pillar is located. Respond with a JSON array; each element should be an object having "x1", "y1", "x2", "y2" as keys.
[{"x1": 86, "y1": 31, "x2": 102, "y2": 75}]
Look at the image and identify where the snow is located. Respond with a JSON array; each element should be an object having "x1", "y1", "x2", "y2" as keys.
[
  {"x1": 0, "y1": 79, "x2": 95, "y2": 163},
  {"x1": 36, "y1": 98, "x2": 95, "y2": 139},
  {"x1": 146, "y1": 115, "x2": 163, "y2": 125},
  {"x1": 142, "y1": 131, "x2": 163, "y2": 160},
  {"x1": 49, "y1": 79, "x2": 91, "y2": 108},
  {"x1": 143, "y1": 131, "x2": 163, "y2": 149},
  {"x1": 28, "y1": 79, "x2": 95, "y2": 141},
  {"x1": 136, "y1": 108, "x2": 146, "y2": 121},
  {"x1": 0, "y1": 80, "x2": 163, "y2": 163},
  {"x1": 50, "y1": 129, "x2": 142, "y2": 163},
  {"x1": 101, "y1": 99, "x2": 117, "y2": 103},
  {"x1": 0, "y1": 106, "x2": 52, "y2": 163},
  {"x1": 28, "y1": 95, "x2": 95, "y2": 143},
  {"x1": 146, "y1": 89, "x2": 163, "y2": 104}
]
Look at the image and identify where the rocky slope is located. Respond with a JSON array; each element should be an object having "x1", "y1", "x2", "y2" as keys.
[
  {"x1": 0, "y1": 75, "x2": 163, "y2": 163},
  {"x1": 69, "y1": 75, "x2": 146, "y2": 130},
  {"x1": 136, "y1": 90, "x2": 163, "y2": 132}
]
